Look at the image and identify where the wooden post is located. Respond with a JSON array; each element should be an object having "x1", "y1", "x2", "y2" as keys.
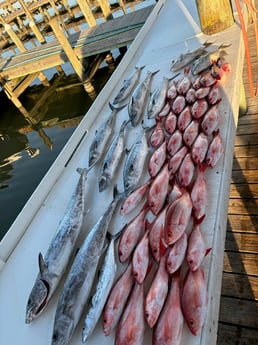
[
  {"x1": 19, "y1": 0, "x2": 46, "y2": 44},
  {"x1": 49, "y1": 18, "x2": 85, "y2": 80},
  {"x1": 0, "y1": 16, "x2": 26, "y2": 53},
  {"x1": 97, "y1": 0, "x2": 113, "y2": 20},
  {"x1": 195, "y1": 0, "x2": 234, "y2": 35},
  {"x1": 77, "y1": 0, "x2": 96, "y2": 27}
]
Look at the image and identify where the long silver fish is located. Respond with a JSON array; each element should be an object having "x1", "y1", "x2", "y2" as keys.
[
  {"x1": 82, "y1": 232, "x2": 120, "y2": 343},
  {"x1": 25, "y1": 168, "x2": 88, "y2": 324},
  {"x1": 128, "y1": 70, "x2": 159, "y2": 127},
  {"x1": 51, "y1": 186, "x2": 125, "y2": 345},
  {"x1": 113, "y1": 66, "x2": 145, "y2": 105},
  {"x1": 191, "y1": 44, "x2": 231, "y2": 75},
  {"x1": 147, "y1": 75, "x2": 179, "y2": 119},
  {"x1": 99, "y1": 120, "x2": 129, "y2": 192},
  {"x1": 123, "y1": 128, "x2": 149, "y2": 192},
  {"x1": 88, "y1": 103, "x2": 125, "y2": 168},
  {"x1": 170, "y1": 41, "x2": 213, "y2": 72}
]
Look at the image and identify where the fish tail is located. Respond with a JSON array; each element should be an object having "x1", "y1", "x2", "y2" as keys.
[
  {"x1": 109, "y1": 102, "x2": 127, "y2": 112},
  {"x1": 106, "y1": 228, "x2": 123, "y2": 242}
]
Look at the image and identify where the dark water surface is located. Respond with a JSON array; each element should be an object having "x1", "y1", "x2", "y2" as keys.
[{"x1": 0, "y1": 62, "x2": 118, "y2": 240}]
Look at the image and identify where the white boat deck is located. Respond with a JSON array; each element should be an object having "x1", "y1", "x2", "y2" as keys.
[{"x1": 0, "y1": 1, "x2": 246, "y2": 344}]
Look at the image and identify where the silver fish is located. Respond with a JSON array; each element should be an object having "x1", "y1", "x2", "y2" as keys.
[
  {"x1": 191, "y1": 44, "x2": 231, "y2": 75},
  {"x1": 171, "y1": 41, "x2": 213, "y2": 71},
  {"x1": 123, "y1": 129, "x2": 149, "y2": 192},
  {"x1": 113, "y1": 66, "x2": 145, "y2": 105},
  {"x1": 51, "y1": 187, "x2": 125, "y2": 345},
  {"x1": 128, "y1": 70, "x2": 159, "y2": 127},
  {"x1": 99, "y1": 120, "x2": 129, "y2": 192},
  {"x1": 88, "y1": 103, "x2": 125, "y2": 168},
  {"x1": 25, "y1": 168, "x2": 88, "y2": 324},
  {"x1": 147, "y1": 77, "x2": 171, "y2": 119},
  {"x1": 82, "y1": 232, "x2": 120, "y2": 342}
]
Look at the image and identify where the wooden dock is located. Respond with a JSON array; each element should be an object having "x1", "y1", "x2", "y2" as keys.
[
  {"x1": 217, "y1": 6, "x2": 258, "y2": 344},
  {"x1": 0, "y1": 1, "x2": 154, "y2": 116}
]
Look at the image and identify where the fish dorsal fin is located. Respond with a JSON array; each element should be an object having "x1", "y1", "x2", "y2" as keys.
[{"x1": 38, "y1": 253, "x2": 48, "y2": 276}]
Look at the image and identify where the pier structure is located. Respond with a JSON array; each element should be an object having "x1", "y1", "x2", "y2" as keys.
[{"x1": 0, "y1": 0, "x2": 153, "y2": 116}]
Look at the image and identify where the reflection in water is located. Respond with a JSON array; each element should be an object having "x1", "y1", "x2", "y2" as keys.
[{"x1": 0, "y1": 62, "x2": 117, "y2": 239}]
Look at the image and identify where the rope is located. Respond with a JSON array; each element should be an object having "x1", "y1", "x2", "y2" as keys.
[{"x1": 235, "y1": 0, "x2": 258, "y2": 97}]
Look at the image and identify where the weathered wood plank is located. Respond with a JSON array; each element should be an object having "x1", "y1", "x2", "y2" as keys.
[
  {"x1": 227, "y1": 215, "x2": 258, "y2": 234},
  {"x1": 229, "y1": 182, "x2": 258, "y2": 198},
  {"x1": 233, "y1": 145, "x2": 258, "y2": 157},
  {"x1": 221, "y1": 272, "x2": 258, "y2": 300},
  {"x1": 217, "y1": 323, "x2": 258, "y2": 345},
  {"x1": 218, "y1": 296, "x2": 258, "y2": 328},
  {"x1": 232, "y1": 156, "x2": 258, "y2": 170},
  {"x1": 234, "y1": 125, "x2": 258, "y2": 136},
  {"x1": 228, "y1": 198, "x2": 258, "y2": 215},
  {"x1": 223, "y1": 252, "x2": 258, "y2": 276},
  {"x1": 225, "y1": 231, "x2": 258, "y2": 253},
  {"x1": 231, "y1": 169, "x2": 258, "y2": 183}
]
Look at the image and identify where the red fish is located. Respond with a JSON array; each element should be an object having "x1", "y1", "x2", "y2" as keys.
[
  {"x1": 185, "y1": 88, "x2": 197, "y2": 104},
  {"x1": 150, "y1": 117, "x2": 165, "y2": 148},
  {"x1": 177, "y1": 75, "x2": 192, "y2": 95},
  {"x1": 177, "y1": 152, "x2": 195, "y2": 187},
  {"x1": 168, "y1": 146, "x2": 188, "y2": 174},
  {"x1": 172, "y1": 95, "x2": 186, "y2": 114},
  {"x1": 145, "y1": 253, "x2": 169, "y2": 328},
  {"x1": 148, "y1": 163, "x2": 170, "y2": 216},
  {"x1": 201, "y1": 104, "x2": 219, "y2": 135},
  {"x1": 115, "y1": 282, "x2": 145, "y2": 345},
  {"x1": 165, "y1": 111, "x2": 177, "y2": 135},
  {"x1": 132, "y1": 230, "x2": 150, "y2": 284},
  {"x1": 166, "y1": 232, "x2": 187, "y2": 274},
  {"x1": 183, "y1": 119, "x2": 199, "y2": 147},
  {"x1": 167, "y1": 129, "x2": 183, "y2": 156},
  {"x1": 207, "y1": 84, "x2": 221, "y2": 105},
  {"x1": 192, "y1": 75, "x2": 201, "y2": 90},
  {"x1": 167, "y1": 81, "x2": 178, "y2": 100},
  {"x1": 153, "y1": 270, "x2": 184, "y2": 345},
  {"x1": 149, "y1": 206, "x2": 168, "y2": 262},
  {"x1": 103, "y1": 263, "x2": 134, "y2": 336},
  {"x1": 190, "y1": 163, "x2": 208, "y2": 221},
  {"x1": 167, "y1": 182, "x2": 183, "y2": 204},
  {"x1": 120, "y1": 180, "x2": 151, "y2": 216},
  {"x1": 186, "y1": 224, "x2": 211, "y2": 271},
  {"x1": 196, "y1": 86, "x2": 211, "y2": 99},
  {"x1": 191, "y1": 132, "x2": 209, "y2": 164},
  {"x1": 191, "y1": 99, "x2": 208, "y2": 119},
  {"x1": 181, "y1": 268, "x2": 208, "y2": 336},
  {"x1": 148, "y1": 141, "x2": 167, "y2": 177},
  {"x1": 164, "y1": 191, "x2": 192, "y2": 245},
  {"x1": 118, "y1": 203, "x2": 149, "y2": 262},
  {"x1": 177, "y1": 106, "x2": 192, "y2": 131},
  {"x1": 199, "y1": 71, "x2": 217, "y2": 87},
  {"x1": 206, "y1": 130, "x2": 224, "y2": 167},
  {"x1": 159, "y1": 102, "x2": 171, "y2": 117}
]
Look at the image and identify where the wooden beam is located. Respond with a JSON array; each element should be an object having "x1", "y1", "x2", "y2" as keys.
[
  {"x1": 49, "y1": 18, "x2": 85, "y2": 80},
  {"x1": 195, "y1": 0, "x2": 234, "y2": 34},
  {"x1": 0, "y1": 16, "x2": 26, "y2": 53},
  {"x1": 77, "y1": 0, "x2": 96, "y2": 27},
  {"x1": 97, "y1": 0, "x2": 112, "y2": 20}
]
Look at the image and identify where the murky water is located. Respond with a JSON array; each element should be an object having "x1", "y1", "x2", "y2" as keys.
[{"x1": 0, "y1": 61, "x2": 118, "y2": 240}]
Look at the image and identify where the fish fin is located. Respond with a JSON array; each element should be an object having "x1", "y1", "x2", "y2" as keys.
[
  {"x1": 38, "y1": 253, "x2": 48, "y2": 276},
  {"x1": 109, "y1": 102, "x2": 127, "y2": 112}
]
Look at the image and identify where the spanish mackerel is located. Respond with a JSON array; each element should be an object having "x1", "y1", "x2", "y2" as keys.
[
  {"x1": 99, "y1": 120, "x2": 129, "y2": 192},
  {"x1": 113, "y1": 66, "x2": 145, "y2": 105},
  {"x1": 88, "y1": 103, "x2": 125, "y2": 168},
  {"x1": 82, "y1": 232, "x2": 120, "y2": 343},
  {"x1": 123, "y1": 128, "x2": 149, "y2": 192},
  {"x1": 147, "y1": 77, "x2": 171, "y2": 119},
  {"x1": 51, "y1": 187, "x2": 125, "y2": 345},
  {"x1": 25, "y1": 168, "x2": 88, "y2": 324},
  {"x1": 170, "y1": 41, "x2": 213, "y2": 71},
  {"x1": 128, "y1": 70, "x2": 159, "y2": 126}
]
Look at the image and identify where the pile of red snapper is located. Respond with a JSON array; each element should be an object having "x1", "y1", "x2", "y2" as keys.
[{"x1": 103, "y1": 57, "x2": 230, "y2": 345}]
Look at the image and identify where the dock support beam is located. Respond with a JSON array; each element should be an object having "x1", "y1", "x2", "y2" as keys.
[{"x1": 77, "y1": 0, "x2": 97, "y2": 27}]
